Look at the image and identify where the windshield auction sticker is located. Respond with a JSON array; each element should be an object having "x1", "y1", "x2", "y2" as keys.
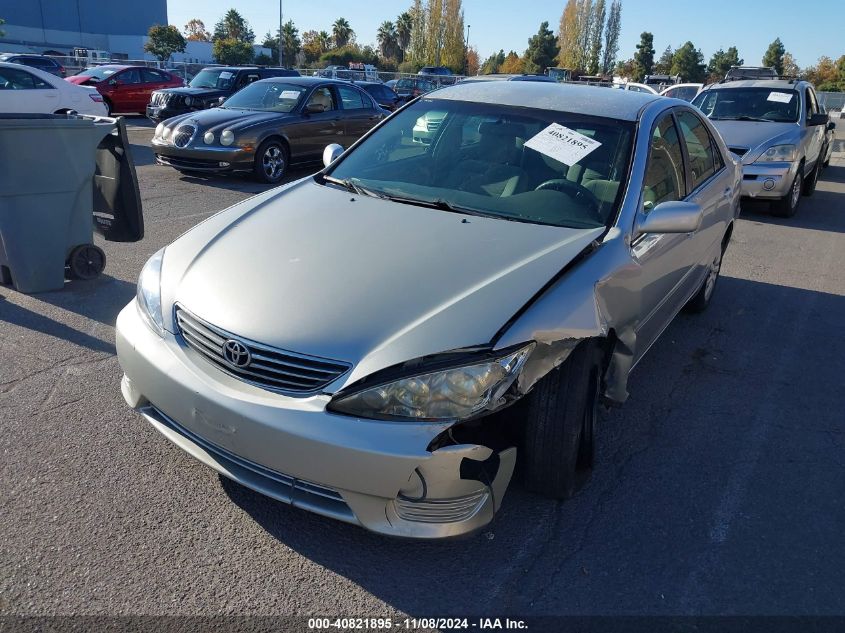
[
  {"x1": 280, "y1": 90, "x2": 301, "y2": 99},
  {"x1": 524, "y1": 123, "x2": 602, "y2": 166},
  {"x1": 767, "y1": 92, "x2": 793, "y2": 103},
  {"x1": 219, "y1": 71, "x2": 233, "y2": 79}
]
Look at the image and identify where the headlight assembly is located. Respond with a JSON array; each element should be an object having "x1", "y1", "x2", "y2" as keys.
[
  {"x1": 184, "y1": 96, "x2": 193, "y2": 106},
  {"x1": 755, "y1": 144, "x2": 797, "y2": 163},
  {"x1": 161, "y1": 126, "x2": 171, "y2": 141},
  {"x1": 136, "y1": 249, "x2": 165, "y2": 337},
  {"x1": 220, "y1": 129, "x2": 235, "y2": 146},
  {"x1": 328, "y1": 344, "x2": 534, "y2": 422},
  {"x1": 155, "y1": 122, "x2": 164, "y2": 138},
  {"x1": 203, "y1": 131, "x2": 215, "y2": 144}
]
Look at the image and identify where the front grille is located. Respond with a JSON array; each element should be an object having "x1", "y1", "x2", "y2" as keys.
[
  {"x1": 729, "y1": 147, "x2": 749, "y2": 157},
  {"x1": 394, "y1": 490, "x2": 488, "y2": 523},
  {"x1": 172, "y1": 123, "x2": 196, "y2": 148},
  {"x1": 175, "y1": 306, "x2": 351, "y2": 395},
  {"x1": 151, "y1": 92, "x2": 170, "y2": 106},
  {"x1": 426, "y1": 119, "x2": 442, "y2": 131}
]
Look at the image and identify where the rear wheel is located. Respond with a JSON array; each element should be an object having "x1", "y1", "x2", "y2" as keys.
[
  {"x1": 771, "y1": 167, "x2": 803, "y2": 218},
  {"x1": 103, "y1": 98, "x2": 113, "y2": 116},
  {"x1": 521, "y1": 340, "x2": 601, "y2": 499},
  {"x1": 686, "y1": 247, "x2": 723, "y2": 313}
]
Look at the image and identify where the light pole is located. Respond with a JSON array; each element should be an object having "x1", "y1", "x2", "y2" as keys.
[
  {"x1": 464, "y1": 24, "x2": 471, "y2": 75},
  {"x1": 278, "y1": 0, "x2": 284, "y2": 67}
]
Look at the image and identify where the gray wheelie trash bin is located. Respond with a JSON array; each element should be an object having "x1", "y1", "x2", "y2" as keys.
[{"x1": 0, "y1": 113, "x2": 143, "y2": 293}]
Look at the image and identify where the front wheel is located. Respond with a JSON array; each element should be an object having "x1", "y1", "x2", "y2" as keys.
[
  {"x1": 253, "y1": 139, "x2": 289, "y2": 184},
  {"x1": 521, "y1": 340, "x2": 601, "y2": 499},
  {"x1": 771, "y1": 167, "x2": 803, "y2": 218}
]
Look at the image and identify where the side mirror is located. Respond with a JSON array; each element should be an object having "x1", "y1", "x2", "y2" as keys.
[
  {"x1": 217, "y1": 96, "x2": 226, "y2": 105},
  {"x1": 304, "y1": 103, "x2": 325, "y2": 115},
  {"x1": 322, "y1": 144, "x2": 344, "y2": 168},
  {"x1": 636, "y1": 200, "x2": 703, "y2": 235},
  {"x1": 807, "y1": 113, "x2": 829, "y2": 127},
  {"x1": 108, "y1": 79, "x2": 121, "y2": 87}
]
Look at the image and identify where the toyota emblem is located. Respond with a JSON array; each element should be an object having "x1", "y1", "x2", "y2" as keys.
[{"x1": 222, "y1": 339, "x2": 251, "y2": 368}]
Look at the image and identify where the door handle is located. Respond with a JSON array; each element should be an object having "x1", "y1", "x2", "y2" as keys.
[{"x1": 723, "y1": 187, "x2": 733, "y2": 198}]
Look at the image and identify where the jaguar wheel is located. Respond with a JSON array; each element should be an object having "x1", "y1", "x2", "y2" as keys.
[
  {"x1": 67, "y1": 244, "x2": 106, "y2": 280},
  {"x1": 253, "y1": 139, "x2": 289, "y2": 184}
]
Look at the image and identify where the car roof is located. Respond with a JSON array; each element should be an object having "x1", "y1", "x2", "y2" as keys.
[
  {"x1": 428, "y1": 81, "x2": 660, "y2": 120},
  {"x1": 703, "y1": 79, "x2": 806, "y2": 91},
  {"x1": 256, "y1": 76, "x2": 357, "y2": 87}
]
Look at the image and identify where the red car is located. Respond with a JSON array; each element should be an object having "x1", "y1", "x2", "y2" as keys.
[{"x1": 66, "y1": 65, "x2": 183, "y2": 115}]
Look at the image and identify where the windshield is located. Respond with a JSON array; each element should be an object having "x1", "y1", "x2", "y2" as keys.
[
  {"x1": 693, "y1": 88, "x2": 800, "y2": 123},
  {"x1": 325, "y1": 99, "x2": 634, "y2": 229},
  {"x1": 77, "y1": 66, "x2": 119, "y2": 80},
  {"x1": 221, "y1": 82, "x2": 306, "y2": 112},
  {"x1": 190, "y1": 69, "x2": 237, "y2": 90}
]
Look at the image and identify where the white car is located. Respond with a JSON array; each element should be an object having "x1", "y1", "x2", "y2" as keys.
[
  {"x1": 660, "y1": 83, "x2": 705, "y2": 102},
  {"x1": 617, "y1": 82, "x2": 658, "y2": 95},
  {"x1": 0, "y1": 61, "x2": 107, "y2": 116}
]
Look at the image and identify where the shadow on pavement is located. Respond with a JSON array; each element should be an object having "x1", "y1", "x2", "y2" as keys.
[
  {"x1": 219, "y1": 275, "x2": 845, "y2": 616},
  {"x1": 175, "y1": 166, "x2": 317, "y2": 194}
]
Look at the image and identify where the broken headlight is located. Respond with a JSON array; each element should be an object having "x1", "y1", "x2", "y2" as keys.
[{"x1": 328, "y1": 343, "x2": 534, "y2": 422}]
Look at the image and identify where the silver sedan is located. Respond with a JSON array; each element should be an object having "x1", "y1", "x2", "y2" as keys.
[{"x1": 116, "y1": 81, "x2": 741, "y2": 538}]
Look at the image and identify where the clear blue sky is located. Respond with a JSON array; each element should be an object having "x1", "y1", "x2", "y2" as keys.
[{"x1": 168, "y1": 0, "x2": 845, "y2": 68}]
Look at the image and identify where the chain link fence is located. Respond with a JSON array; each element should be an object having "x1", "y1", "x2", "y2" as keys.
[{"x1": 818, "y1": 92, "x2": 845, "y2": 113}]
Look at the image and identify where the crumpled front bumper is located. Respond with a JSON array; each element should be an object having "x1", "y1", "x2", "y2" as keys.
[
  {"x1": 115, "y1": 301, "x2": 516, "y2": 538},
  {"x1": 739, "y1": 160, "x2": 798, "y2": 200}
]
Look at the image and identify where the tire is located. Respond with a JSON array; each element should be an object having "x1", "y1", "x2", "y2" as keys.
[
  {"x1": 253, "y1": 139, "x2": 289, "y2": 184},
  {"x1": 771, "y1": 166, "x2": 803, "y2": 218},
  {"x1": 67, "y1": 244, "x2": 106, "y2": 280},
  {"x1": 802, "y1": 159, "x2": 821, "y2": 197},
  {"x1": 103, "y1": 98, "x2": 113, "y2": 116},
  {"x1": 685, "y1": 247, "x2": 723, "y2": 313},
  {"x1": 521, "y1": 340, "x2": 601, "y2": 499}
]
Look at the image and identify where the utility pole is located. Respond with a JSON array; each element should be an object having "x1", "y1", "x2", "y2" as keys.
[{"x1": 278, "y1": 0, "x2": 284, "y2": 67}]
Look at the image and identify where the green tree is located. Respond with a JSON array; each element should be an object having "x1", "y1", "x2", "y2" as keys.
[
  {"x1": 426, "y1": 0, "x2": 446, "y2": 65},
  {"x1": 183, "y1": 19, "x2": 210, "y2": 42},
  {"x1": 707, "y1": 46, "x2": 743, "y2": 81},
  {"x1": 332, "y1": 18, "x2": 353, "y2": 48},
  {"x1": 144, "y1": 24, "x2": 186, "y2": 62},
  {"x1": 632, "y1": 31, "x2": 655, "y2": 82},
  {"x1": 377, "y1": 21, "x2": 398, "y2": 60},
  {"x1": 408, "y1": 0, "x2": 427, "y2": 65},
  {"x1": 654, "y1": 46, "x2": 674, "y2": 75},
  {"x1": 441, "y1": 0, "x2": 466, "y2": 72},
  {"x1": 601, "y1": 0, "x2": 622, "y2": 74},
  {"x1": 280, "y1": 20, "x2": 300, "y2": 67},
  {"x1": 557, "y1": 0, "x2": 580, "y2": 70},
  {"x1": 396, "y1": 12, "x2": 413, "y2": 62},
  {"x1": 213, "y1": 38, "x2": 255, "y2": 65},
  {"x1": 587, "y1": 0, "x2": 606, "y2": 75},
  {"x1": 762, "y1": 37, "x2": 785, "y2": 75},
  {"x1": 523, "y1": 21, "x2": 560, "y2": 74},
  {"x1": 213, "y1": 9, "x2": 254, "y2": 43},
  {"x1": 481, "y1": 49, "x2": 506, "y2": 74},
  {"x1": 670, "y1": 41, "x2": 705, "y2": 82}
]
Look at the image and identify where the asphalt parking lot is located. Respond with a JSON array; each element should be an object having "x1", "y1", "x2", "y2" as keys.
[{"x1": 1, "y1": 116, "x2": 844, "y2": 619}]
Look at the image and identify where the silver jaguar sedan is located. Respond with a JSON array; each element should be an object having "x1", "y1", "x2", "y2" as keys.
[{"x1": 116, "y1": 81, "x2": 741, "y2": 539}]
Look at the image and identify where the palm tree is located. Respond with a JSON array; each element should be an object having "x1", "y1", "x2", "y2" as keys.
[
  {"x1": 317, "y1": 30, "x2": 331, "y2": 52},
  {"x1": 377, "y1": 21, "x2": 398, "y2": 61},
  {"x1": 395, "y1": 12, "x2": 412, "y2": 62},
  {"x1": 332, "y1": 18, "x2": 353, "y2": 48}
]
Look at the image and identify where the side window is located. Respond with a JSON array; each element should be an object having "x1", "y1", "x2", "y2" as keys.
[
  {"x1": 0, "y1": 67, "x2": 52, "y2": 89},
  {"x1": 120, "y1": 69, "x2": 142, "y2": 84},
  {"x1": 643, "y1": 114, "x2": 686, "y2": 208},
  {"x1": 305, "y1": 87, "x2": 337, "y2": 112},
  {"x1": 237, "y1": 73, "x2": 259, "y2": 88},
  {"x1": 337, "y1": 85, "x2": 368, "y2": 110},
  {"x1": 676, "y1": 110, "x2": 717, "y2": 190},
  {"x1": 142, "y1": 69, "x2": 163, "y2": 83}
]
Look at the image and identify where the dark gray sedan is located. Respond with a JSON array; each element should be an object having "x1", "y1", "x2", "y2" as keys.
[{"x1": 152, "y1": 77, "x2": 386, "y2": 183}]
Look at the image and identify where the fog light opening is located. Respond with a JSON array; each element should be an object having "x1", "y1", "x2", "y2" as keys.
[{"x1": 763, "y1": 179, "x2": 776, "y2": 191}]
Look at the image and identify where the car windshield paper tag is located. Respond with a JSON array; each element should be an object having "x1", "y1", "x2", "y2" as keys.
[
  {"x1": 280, "y1": 90, "x2": 300, "y2": 99},
  {"x1": 767, "y1": 92, "x2": 793, "y2": 103},
  {"x1": 524, "y1": 123, "x2": 602, "y2": 166},
  {"x1": 219, "y1": 71, "x2": 233, "y2": 79}
]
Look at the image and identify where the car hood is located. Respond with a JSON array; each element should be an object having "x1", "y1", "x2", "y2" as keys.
[
  {"x1": 708, "y1": 120, "x2": 799, "y2": 164},
  {"x1": 161, "y1": 179, "x2": 604, "y2": 387},
  {"x1": 165, "y1": 108, "x2": 296, "y2": 133}
]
